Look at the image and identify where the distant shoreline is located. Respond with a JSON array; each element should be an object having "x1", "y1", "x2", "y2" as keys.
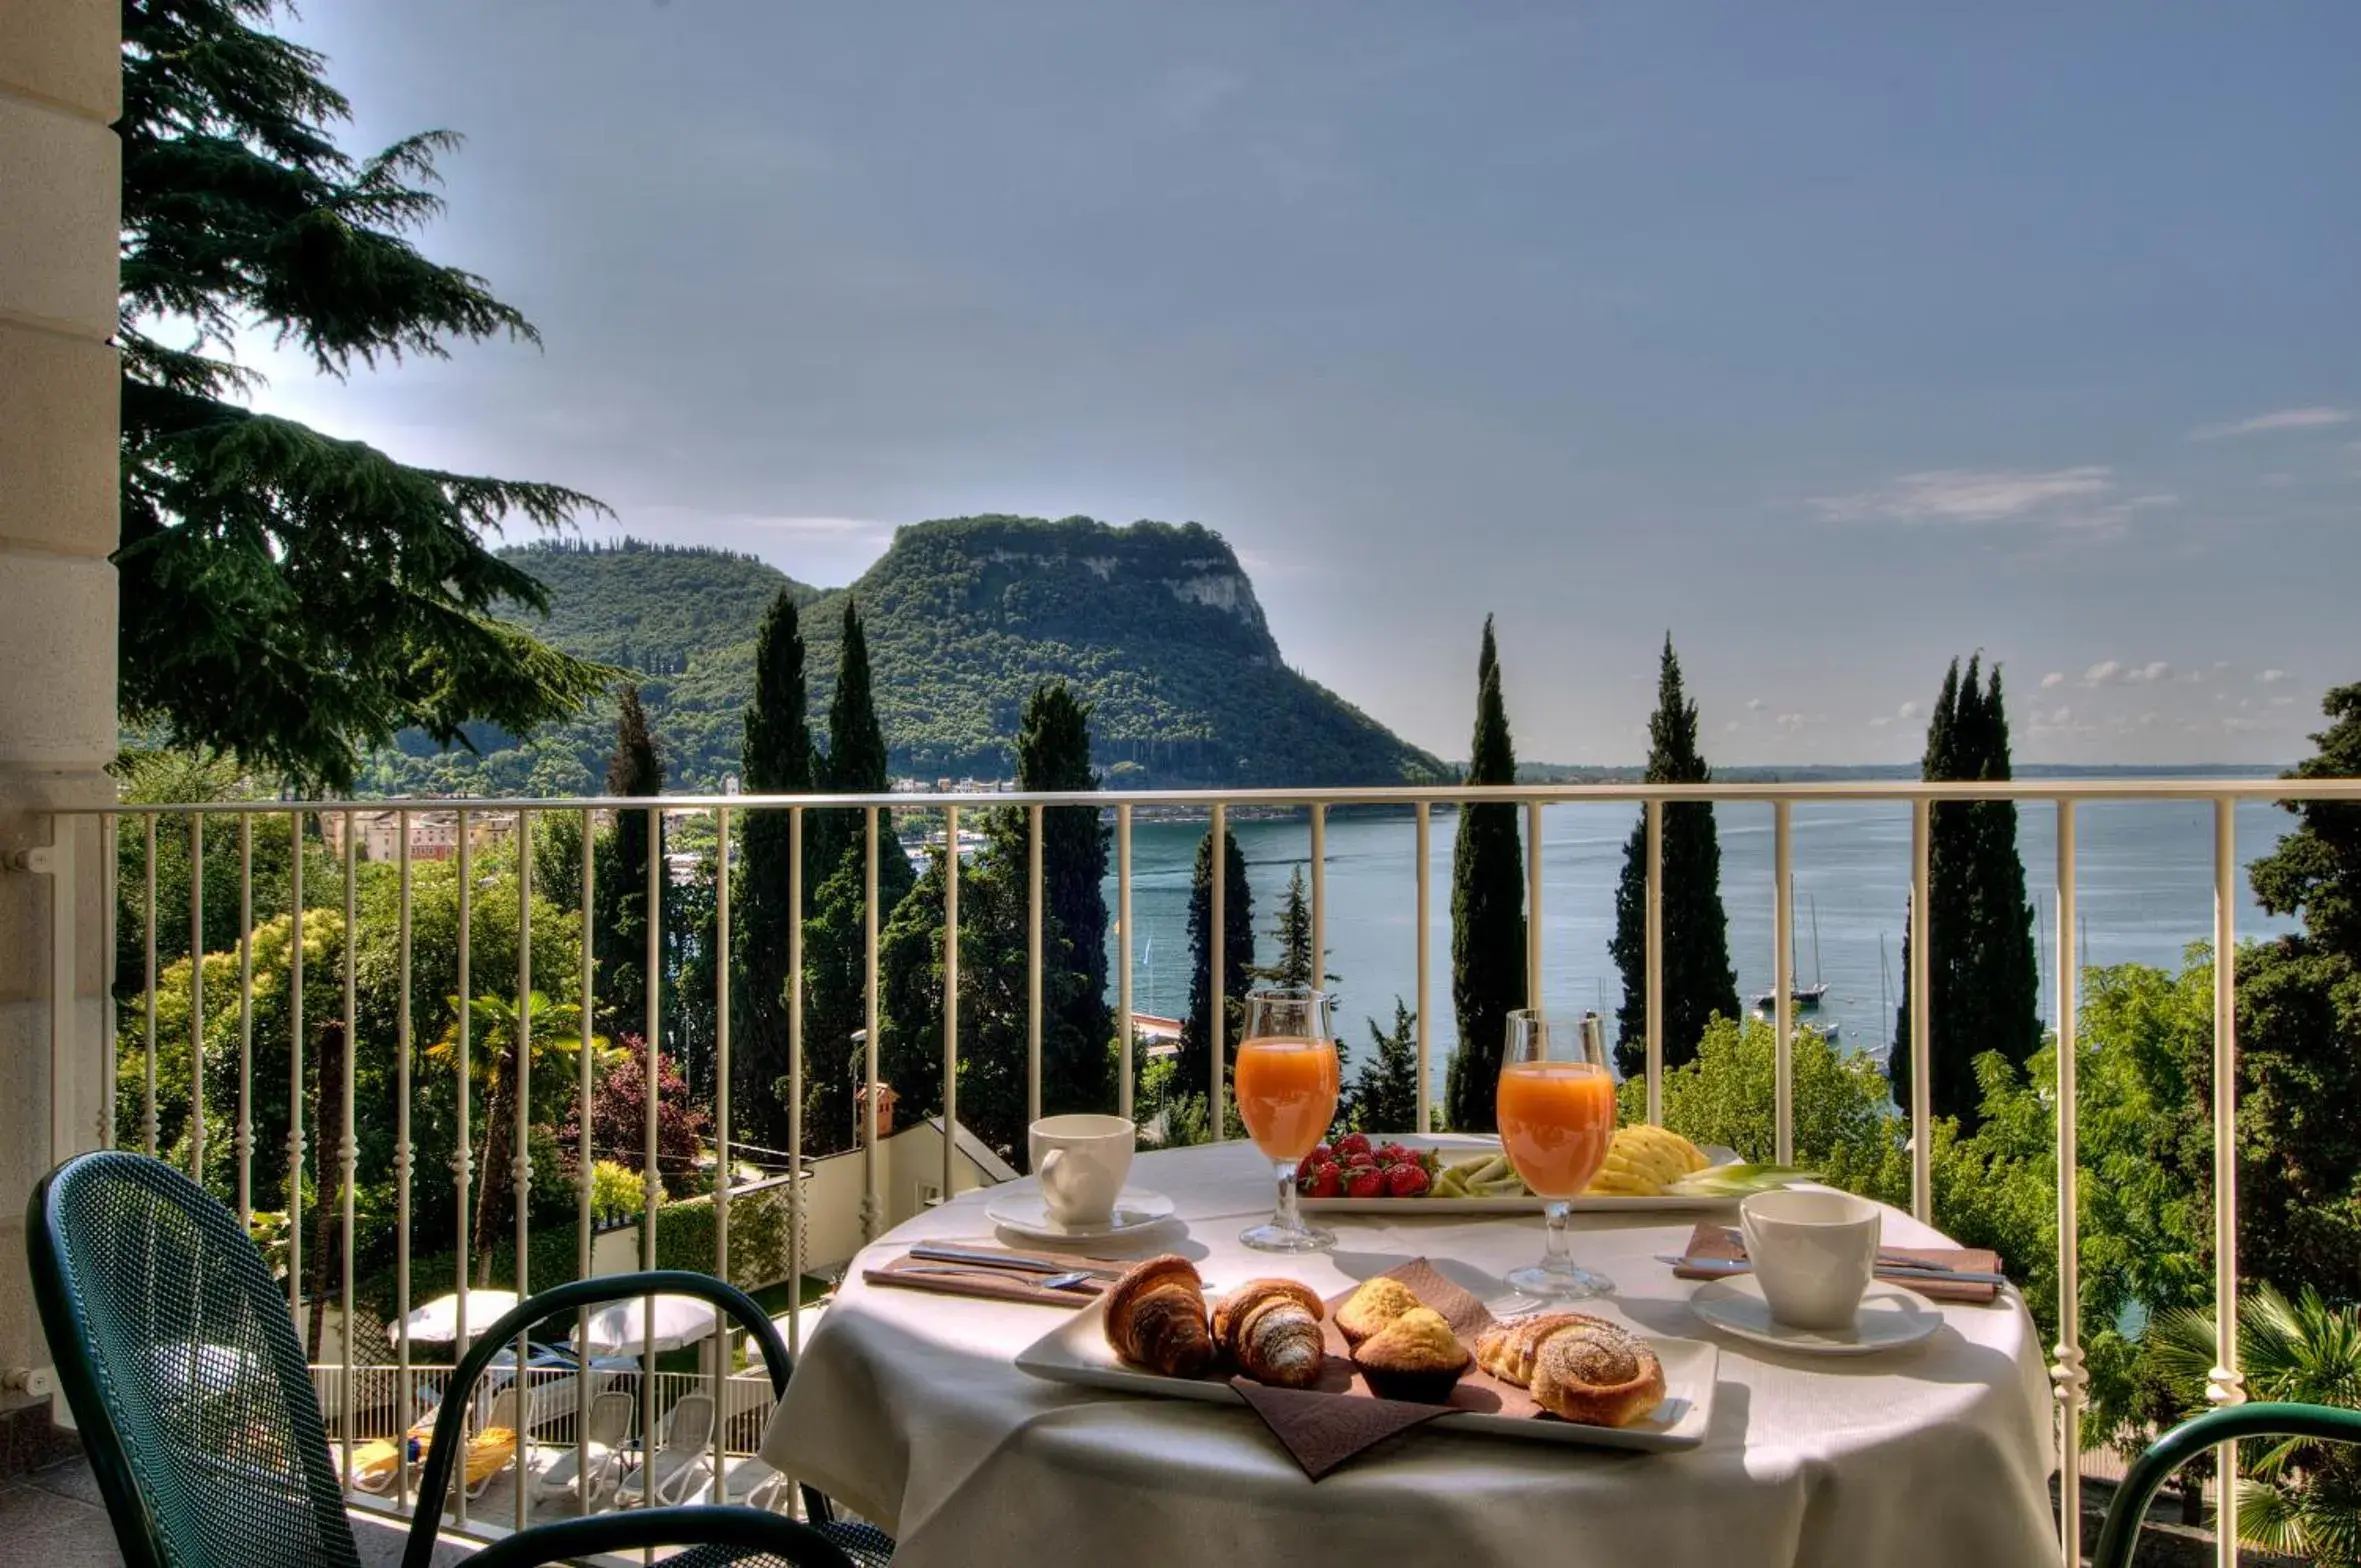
[{"x1": 1510, "y1": 761, "x2": 2286, "y2": 783}]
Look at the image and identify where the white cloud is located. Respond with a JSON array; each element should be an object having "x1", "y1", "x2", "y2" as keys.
[
  {"x1": 2049, "y1": 706, "x2": 2072, "y2": 726},
  {"x1": 2270, "y1": 696, "x2": 2296, "y2": 708},
  {"x1": 2085, "y1": 660, "x2": 2123, "y2": 686},
  {"x1": 1745, "y1": 697, "x2": 1763, "y2": 712},
  {"x1": 1897, "y1": 700, "x2": 1920, "y2": 721},
  {"x1": 1724, "y1": 719, "x2": 1741, "y2": 732},
  {"x1": 2039, "y1": 672, "x2": 2066, "y2": 689},
  {"x1": 2131, "y1": 661, "x2": 2171, "y2": 684},
  {"x1": 1812, "y1": 466, "x2": 2175, "y2": 539},
  {"x1": 1867, "y1": 715, "x2": 1893, "y2": 729},
  {"x1": 2259, "y1": 668, "x2": 2289, "y2": 684},
  {"x1": 1775, "y1": 712, "x2": 1809, "y2": 732},
  {"x1": 2189, "y1": 406, "x2": 2355, "y2": 440}
]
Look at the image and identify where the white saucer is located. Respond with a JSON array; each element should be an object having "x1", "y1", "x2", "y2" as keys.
[
  {"x1": 985, "y1": 1185, "x2": 1176, "y2": 1242},
  {"x1": 1689, "y1": 1275, "x2": 1941, "y2": 1356}
]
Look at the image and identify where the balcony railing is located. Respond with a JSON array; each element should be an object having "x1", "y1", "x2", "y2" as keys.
[{"x1": 54, "y1": 776, "x2": 2361, "y2": 1565}]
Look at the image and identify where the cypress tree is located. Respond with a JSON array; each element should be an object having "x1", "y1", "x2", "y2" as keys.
[
  {"x1": 1891, "y1": 656, "x2": 2039, "y2": 1127},
  {"x1": 1255, "y1": 867, "x2": 1323, "y2": 990},
  {"x1": 593, "y1": 685, "x2": 664, "y2": 1031},
  {"x1": 116, "y1": 0, "x2": 610, "y2": 789},
  {"x1": 802, "y1": 599, "x2": 916, "y2": 1148},
  {"x1": 1446, "y1": 616, "x2": 1528, "y2": 1132},
  {"x1": 1015, "y1": 682, "x2": 1115, "y2": 1114},
  {"x1": 1610, "y1": 636, "x2": 1740, "y2": 1077},
  {"x1": 733, "y1": 590, "x2": 814, "y2": 1151},
  {"x1": 1354, "y1": 999, "x2": 1424, "y2": 1135},
  {"x1": 1179, "y1": 827, "x2": 1255, "y2": 1105}
]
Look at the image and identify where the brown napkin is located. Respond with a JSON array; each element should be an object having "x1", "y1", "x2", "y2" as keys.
[
  {"x1": 1229, "y1": 1258, "x2": 1503, "y2": 1480},
  {"x1": 1670, "y1": 1222, "x2": 2003, "y2": 1304},
  {"x1": 864, "y1": 1246, "x2": 1117, "y2": 1309}
]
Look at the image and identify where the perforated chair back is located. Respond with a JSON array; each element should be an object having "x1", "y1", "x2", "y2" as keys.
[{"x1": 27, "y1": 1151, "x2": 362, "y2": 1568}]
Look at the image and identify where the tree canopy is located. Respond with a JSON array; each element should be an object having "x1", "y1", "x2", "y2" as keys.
[
  {"x1": 1446, "y1": 617, "x2": 1526, "y2": 1131},
  {"x1": 117, "y1": 0, "x2": 611, "y2": 789}
]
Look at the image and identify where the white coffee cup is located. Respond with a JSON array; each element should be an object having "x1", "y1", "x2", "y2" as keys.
[
  {"x1": 1739, "y1": 1188, "x2": 1882, "y2": 1331},
  {"x1": 1028, "y1": 1114, "x2": 1135, "y2": 1228}
]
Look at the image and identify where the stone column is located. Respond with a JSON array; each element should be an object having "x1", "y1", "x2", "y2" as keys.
[{"x1": 0, "y1": 1, "x2": 120, "y2": 1443}]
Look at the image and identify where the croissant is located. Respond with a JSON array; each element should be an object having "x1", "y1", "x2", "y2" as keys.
[
  {"x1": 1528, "y1": 1318, "x2": 1664, "y2": 1428},
  {"x1": 1232, "y1": 1298, "x2": 1327, "y2": 1388},
  {"x1": 1212, "y1": 1278, "x2": 1325, "y2": 1358},
  {"x1": 1103, "y1": 1255, "x2": 1215, "y2": 1377}
]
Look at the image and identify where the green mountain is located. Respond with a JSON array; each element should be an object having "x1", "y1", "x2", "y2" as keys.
[{"x1": 364, "y1": 518, "x2": 1445, "y2": 794}]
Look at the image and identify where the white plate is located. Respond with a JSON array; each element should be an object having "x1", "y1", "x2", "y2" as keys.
[
  {"x1": 1298, "y1": 1135, "x2": 1758, "y2": 1215},
  {"x1": 1015, "y1": 1293, "x2": 1718, "y2": 1453},
  {"x1": 985, "y1": 1184, "x2": 1176, "y2": 1241},
  {"x1": 1689, "y1": 1275, "x2": 1941, "y2": 1356}
]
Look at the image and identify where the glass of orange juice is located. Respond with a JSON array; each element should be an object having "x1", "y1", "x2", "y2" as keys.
[
  {"x1": 1234, "y1": 988, "x2": 1341, "y2": 1253},
  {"x1": 1496, "y1": 1009, "x2": 1617, "y2": 1299}
]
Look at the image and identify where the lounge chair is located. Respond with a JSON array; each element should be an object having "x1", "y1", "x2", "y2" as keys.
[
  {"x1": 619, "y1": 1391, "x2": 715, "y2": 1507},
  {"x1": 528, "y1": 1389, "x2": 636, "y2": 1505}
]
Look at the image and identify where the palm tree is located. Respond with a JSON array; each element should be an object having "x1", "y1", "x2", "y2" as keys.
[
  {"x1": 2153, "y1": 1285, "x2": 2361, "y2": 1565},
  {"x1": 429, "y1": 993, "x2": 607, "y2": 1284}
]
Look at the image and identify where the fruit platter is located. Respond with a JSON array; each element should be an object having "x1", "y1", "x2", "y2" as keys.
[{"x1": 1294, "y1": 1129, "x2": 1811, "y2": 1214}]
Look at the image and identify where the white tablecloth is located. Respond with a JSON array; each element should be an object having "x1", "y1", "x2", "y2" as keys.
[{"x1": 761, "y1": 1144, "x2": 2056, "y2": 1568}]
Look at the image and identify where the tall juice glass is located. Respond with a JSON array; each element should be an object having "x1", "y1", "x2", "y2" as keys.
[
  {"x1": 1496, "y1": 1009, "x2": 1617, "y2": 1299},
  {"x1": 1234, "y1": 988, "x2": 1340, "y2": 1253}
]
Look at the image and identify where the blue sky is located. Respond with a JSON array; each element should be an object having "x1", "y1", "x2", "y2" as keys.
[{"x1": 237, "y1": 2, "x2": 2361, "y2": 765}]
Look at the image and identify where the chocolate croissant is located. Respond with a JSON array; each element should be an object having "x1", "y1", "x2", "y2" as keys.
[{"x1": 1232, "y1": 1297, "x2": 1327, "y2": 1388}]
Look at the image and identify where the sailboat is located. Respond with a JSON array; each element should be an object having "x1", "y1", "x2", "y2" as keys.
[{"x1": 1751, "y1": 882, "x2": 1830, "y2": 1011}]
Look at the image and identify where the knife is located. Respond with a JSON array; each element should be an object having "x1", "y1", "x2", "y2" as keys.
[
  {"x1": 1718, "y1": 1226, "x2": 1963, "y2": 1274},
  {"x1": 907, "y1": 1243, "x2": 1125, "y2": 1278},
  {"x1": 1658, "y1": 1253, "x2": 2008, "y2": 1286}
]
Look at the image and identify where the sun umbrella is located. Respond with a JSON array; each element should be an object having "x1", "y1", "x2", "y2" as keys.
[
  {"x1": 577, "y1": 1294, "x2": 719, "y2": 1356},
  {"x1": 389, "y1": 1289, "x2": 522, "y2": 1348}
]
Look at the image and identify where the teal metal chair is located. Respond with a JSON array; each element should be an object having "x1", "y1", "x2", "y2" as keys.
[
  {"x1": 2091, "y1": 1401, "x2": 2361, "y2": 1568},
  {"x1": 27, "y1": 1151, "x2": 892, "y2": 1568}
]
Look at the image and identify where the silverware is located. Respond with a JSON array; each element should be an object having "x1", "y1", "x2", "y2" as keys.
[
  {"x1": 1658, "y1": 1253, "x2": 2007, "y2": 1286},
  {"x1": 907, "y1": 1244, "x2": 1116, "y2": 1276},
  {"x1": 897, "y1": 1265, "x2": 1100, "y2": 1292}
]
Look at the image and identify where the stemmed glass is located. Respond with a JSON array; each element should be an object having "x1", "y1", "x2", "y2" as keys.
[
  {"x1": 1496, "y1": 1008, "x2": 1617, "y2": 1299},
  {"x1": 1234, "y1": 988, "x2": 1341, "y2": 1253}
]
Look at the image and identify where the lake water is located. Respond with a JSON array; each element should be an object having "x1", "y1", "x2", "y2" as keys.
[{"x1": 1098, "y1": 799, "x2": 2299, "y2": 1088}]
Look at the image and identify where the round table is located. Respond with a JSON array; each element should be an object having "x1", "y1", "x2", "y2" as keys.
[{"x1": 760, "y1": 1143, "x2": 2056, "y2": 1568}]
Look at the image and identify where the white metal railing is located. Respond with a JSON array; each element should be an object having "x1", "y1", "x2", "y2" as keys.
[{"x1": 64, "y1": 775, "x2": 2361, "y2": 1563}]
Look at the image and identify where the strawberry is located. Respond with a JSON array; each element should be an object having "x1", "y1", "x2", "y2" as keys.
[
  {"x1": 1303, "y1": 1161, "x2": 1344, "y2": 1199},
  {"x1": 1334, "y1": 1132, "x2": 1372, "y2": 1159},
  {"x1": 1345, "y1": 1151, "x2": 1378, "y2": 1170},
  {"x1": 1345, "y1": 1167, "x2": 1386, "y2": 1200},
  {"x1": 1309, "y1": 1143, "x2": 1333, "y2": 1167},
  {"x1": 1384, "y1": 1162, "x2": 1431, "y2": 1198},
  {"x1": 1377, "y1": 1142, "x2": 1412, "y2": 1165}
]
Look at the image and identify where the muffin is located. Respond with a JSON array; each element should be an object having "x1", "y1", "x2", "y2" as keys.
[
  {"x1": 1334, "y1": 1276, "x2": 1423, "y2": 1346},
  {"x1": 1350, "y1": 1306, "x2": 1471, "y2": 1403}
]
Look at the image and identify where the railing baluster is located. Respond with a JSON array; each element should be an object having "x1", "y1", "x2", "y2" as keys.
[
  {"x1": 1309, "y1": 804, "x2": 1326, "y2": 995},
  {"x1": 1027, "y1": 803, "x2": 1044, "y2": 1138},
  {"x1": 643, "y1": 802, "x2": 662, "y2": 1514},
  {"x1": 1773, "y1": 800, "x2": 1794, "y2": 1167},
  {"x1": 288, "y1": 807, "x2": 305, "y2": 1321},
  {"x1": 394, "y1": 813, "x2": 414, "y2": 1508},
  {"x1": 143, "y1": 811, "x2": 157, "y2": 1156},
  {"x1": 1908, "y1": 798, "x2": 1932, "y2": 1224},
  {"x1": 576, "y1": 806, "x2": 595, "y2": 1517},
  {"x1": 714, "y1": 801, "x2": 731, "y2": 1503},
  {"x1": 1210, "y1": 802, "x2": 1227, "y2": 1140},
  {"x1": 2208, "y1": 797, "x2": 2246, "y2": 1568},
  {"x1": 341, "y1": 812, "x2": 358, "y2": 1494},
  {"x1": 1524, "y1": 800, "x2": 1543, "y2": 1008},
  {"x1": 2052, "y1": 802, "x2": 2086, "y2": 1567},
  {"x1": 788, "y1": 806, "x2": 805, "y2": 1355},
  {"x1": 514, "y1": 810, "x2": 532, "y2": 1530},
  {"x1": 453, "y1": 808, "x2": 470, "y2": 1531},
  {"x1": 1117, "y1": 803, "x2": 1133, "y2": 1123},
  {"x1": 237, "y1": 813, "x2": 253, "y2": 1227},
  {"x1": 1645, "y1": 799, "x2": 1664, "y2": 1126},
  {"x1": 1414, "y1": 802, "x2": 1431, "y2": 1134},
  {"x1": 189, "y1": 814, "x2": 204, "y2": 1181},
  {"x1": 943, "y1": 802, "x2": 961, "y2": 1205},
  {"x1": 862, "y1": 807, "x2": 881, "y2": 1239}
]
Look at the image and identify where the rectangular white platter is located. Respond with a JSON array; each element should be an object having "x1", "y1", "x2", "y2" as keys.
[
  {"x1": 1299, "y1": 1134, "x2": 1752, "y2": 1215},
  {"x1": 1015, "y1": 1293, "x2": 1718, "y2": 1453}
]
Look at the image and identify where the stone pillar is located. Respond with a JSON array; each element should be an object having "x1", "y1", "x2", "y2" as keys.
[{"x1": 0, "y1": 1, "x2": 121, "y2": 1441}]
